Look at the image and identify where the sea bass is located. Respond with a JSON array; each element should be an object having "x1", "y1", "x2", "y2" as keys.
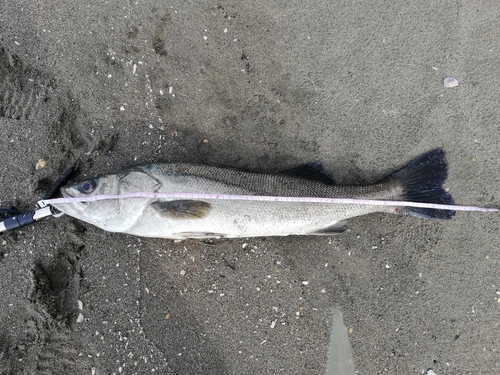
[{"x1": 53, "y1": 149, "x2": 454, "y2": 239}]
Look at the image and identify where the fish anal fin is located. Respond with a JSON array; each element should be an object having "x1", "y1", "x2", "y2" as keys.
[
  {"x1": 312, "y1": 221, "x2": 347, "y2": 235},
  {"x1": 278, "y1": 162, "x2": 335, "y2": 184},
  {"x1": 152, "y1": 200, "x2": 212, "y2": 219}
]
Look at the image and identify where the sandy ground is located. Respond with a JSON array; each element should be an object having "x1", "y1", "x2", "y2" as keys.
[{"x1": 1, "y1": 1, "x2": 499, "y2": 374}]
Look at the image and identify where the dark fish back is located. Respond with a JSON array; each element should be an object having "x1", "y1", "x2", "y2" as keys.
[{"x1": 143, "y1": 163, "x2": 396, "y2": 199}]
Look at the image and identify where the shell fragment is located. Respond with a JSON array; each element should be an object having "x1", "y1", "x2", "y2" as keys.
[{"x1": 443, "y1": 77, "x2": 458, "y2": 88}]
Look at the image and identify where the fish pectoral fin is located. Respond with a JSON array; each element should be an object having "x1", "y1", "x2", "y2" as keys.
[
  {"x1": 152, "y1": 200, "x2": 212, "y2": 219},
  {"x1": 311, "y1": 221, "x2": 347, "y2": 235}
]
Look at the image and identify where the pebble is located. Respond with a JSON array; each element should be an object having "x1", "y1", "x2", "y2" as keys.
[{"x1": 443, "y1": 77, "x2": 458, "y2": 88}]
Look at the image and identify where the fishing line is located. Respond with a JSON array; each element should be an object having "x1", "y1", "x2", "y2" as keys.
[{"x1": 41, "y1": 193, "x2": 498, "y2": 213}]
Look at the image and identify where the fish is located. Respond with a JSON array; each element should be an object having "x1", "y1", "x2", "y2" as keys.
[{"x1": 52, "y1": 149, "x2": 455, "y2": 239}]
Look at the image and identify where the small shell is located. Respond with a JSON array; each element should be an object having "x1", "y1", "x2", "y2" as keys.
[
  {"x1": 443, "y1": 76, "x2": 458, "y2": 88},
  {"x1": 36, "y1": 159, "x2": 46, "y2": 170},
  {"x1": 76, "y1": 313, "x2": 84, "y2": 323}
]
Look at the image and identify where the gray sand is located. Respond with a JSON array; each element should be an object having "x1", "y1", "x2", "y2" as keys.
[{"x1": 1, "y1": 1, "x2": 499, "y2": 374}]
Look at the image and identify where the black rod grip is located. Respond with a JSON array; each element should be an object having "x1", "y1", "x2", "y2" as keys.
[{"x1": 1, "y1": 211, "x2": 36, "y2": 231}]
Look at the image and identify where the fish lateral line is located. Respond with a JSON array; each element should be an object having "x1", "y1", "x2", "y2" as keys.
[{"x1": 41, "y1": 193, "x2": 499, "y2": 213}]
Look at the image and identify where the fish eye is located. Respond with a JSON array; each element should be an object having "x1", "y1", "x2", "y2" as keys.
[{"x1": 78, "y1": 179, "x2": 97, "y2": 194}]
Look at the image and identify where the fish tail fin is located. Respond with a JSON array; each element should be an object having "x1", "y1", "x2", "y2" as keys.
[{"x1": 389, "y1": 149, "x2": 455, "y2": 219}]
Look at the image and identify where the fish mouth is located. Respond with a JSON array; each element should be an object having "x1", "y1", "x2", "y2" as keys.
[
  {"x1": 59, "y1": 187, "x2": 88, "y2": 214},
  {"x1": 60, "y1": 187, "x2": 71, "y2": 199}
]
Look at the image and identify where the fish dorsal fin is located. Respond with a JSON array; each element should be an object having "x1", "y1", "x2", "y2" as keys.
[
  {"x1": 278, "y1": 162, "x2": 335, "y2": 184},
  {"x1": 213, "y1": 163, "x2": 247, "y2": 171},
  {"x1": 152, "y1": 200, "x2": 212, "y2": 219}
]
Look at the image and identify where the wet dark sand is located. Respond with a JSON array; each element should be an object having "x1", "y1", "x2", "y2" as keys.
[{"x1": 1, "y1": 1, "x2": 499, "y2": 374}]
